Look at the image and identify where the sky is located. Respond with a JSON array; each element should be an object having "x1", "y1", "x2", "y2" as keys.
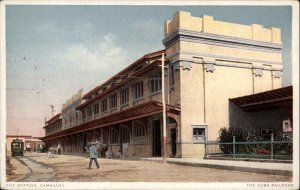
[{"x1": 5, "y1": 5, "x2": 292, "y2": 137}]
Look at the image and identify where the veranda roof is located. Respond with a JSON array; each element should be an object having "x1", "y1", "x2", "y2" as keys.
[
  {"x1": 230, "y1": 86, "x2": 292, "y2": 112},
  {"x1": 41, "y1": 101, "x2": 180, "y2": 141}
]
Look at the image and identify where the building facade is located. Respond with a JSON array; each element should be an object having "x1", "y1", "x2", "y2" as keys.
[
  {"x1": 230, "y1": 86, "x2": 293, "y2": 140},
  {"x1": 6, "y1": 135, "x2": 44, "y2": 154},
  {"x1": 41, "y1": 11, "x2": 283, "y2": 158},
  {"x1": 162, "y1": 11, "x2": 282, "y2": 157},
  {"x1": 43, "y1": 113, "x2": 62, "y2": 149},
  {"x1": 62, "y1": 89, "x2": 83, "y2": 129},
  {"x1": 42, "y1": 50, "x2": 180, "y2": 157}
]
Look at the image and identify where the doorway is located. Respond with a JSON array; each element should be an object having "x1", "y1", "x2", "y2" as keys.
[
  {"x1": 152, "y1": 120, "x2": 162, "y2": 156},
  {"x1": 170, "y1": 128, "x2": 177, "y2": 157}
]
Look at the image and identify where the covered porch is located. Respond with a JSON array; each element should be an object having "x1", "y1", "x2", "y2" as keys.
[{"x1": 41, "y1": 101, "x2": 181, "y2": 157}]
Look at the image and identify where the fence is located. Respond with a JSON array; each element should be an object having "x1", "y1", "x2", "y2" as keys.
[{"x1": 204, "y1": 134, "x2": 293, "y2": 160}]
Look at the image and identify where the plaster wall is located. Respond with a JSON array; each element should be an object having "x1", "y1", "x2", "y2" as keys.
[{"x1": 164, "y1": 11, "x2": 283, "y2": 157}]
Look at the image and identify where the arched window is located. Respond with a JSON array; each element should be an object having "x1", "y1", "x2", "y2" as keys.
[
  {"x1": 133, "y1": 121, "x2": 146, "y2": 137},
  {"x1": 110, "y1": 128, "x2": 119, "y2": 144}
]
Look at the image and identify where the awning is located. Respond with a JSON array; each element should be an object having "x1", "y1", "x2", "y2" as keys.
[
  {"x1": 230, "y1": 86, "x2": 292, "y2": 112},
  {"x1": 41, "y1": 100, "x2": 180, "y2": 141}
]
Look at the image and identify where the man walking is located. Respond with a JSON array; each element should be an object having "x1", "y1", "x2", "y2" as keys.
[{"x1": 88, "y1": 142, "x2": 100, "y2": 170}]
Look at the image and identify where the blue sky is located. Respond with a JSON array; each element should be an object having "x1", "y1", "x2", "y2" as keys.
[{"x1": 6, "y1": 5, "x2": 292, "y2": 136}]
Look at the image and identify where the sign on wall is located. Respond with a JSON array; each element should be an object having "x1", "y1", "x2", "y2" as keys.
[{"x1": 283, "y1": 119, "x2": 292, "y2": 132}]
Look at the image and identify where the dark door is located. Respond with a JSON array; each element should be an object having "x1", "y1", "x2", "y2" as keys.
[
  {"x1": 170, "y1": 128, "x2": 177, "y2": 156},
  {"x1": 152, "y1": 120, "x2": 162, "y2": 156}
]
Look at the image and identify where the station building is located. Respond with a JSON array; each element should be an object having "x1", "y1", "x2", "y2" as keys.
[
  {"x1": 41, "y1": 11, "x2": 284, "y2": 158},
  {"x1": 6, "y1": 135, "x2": 44, "y2": 154}
]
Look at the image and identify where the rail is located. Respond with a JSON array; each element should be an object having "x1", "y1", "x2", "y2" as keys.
[{"x1": 204, "y1": 134, "x2": 293, "y2": 160}]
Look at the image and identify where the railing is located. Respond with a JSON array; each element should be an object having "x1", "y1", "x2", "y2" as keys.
[{"x1": 204, "y1": 134, "x2": 293, "y2": 160}]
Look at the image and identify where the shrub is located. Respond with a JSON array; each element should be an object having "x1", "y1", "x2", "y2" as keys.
[
  {"x1": 218, "y1": 127, "x2": 247, "y2": 142},
  {"x1": 218, "y1": 127, "x2": 247, "y2": 154}
]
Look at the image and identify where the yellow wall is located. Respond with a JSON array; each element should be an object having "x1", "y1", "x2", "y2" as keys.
[
  {"x1": 164, "y1": 11, "x2": 283, "y2": 158},
  {"x1": 165, "y1": 11, "x2": 281, "y2": 44}
]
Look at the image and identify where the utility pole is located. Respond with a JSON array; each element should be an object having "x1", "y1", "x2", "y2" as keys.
[
  {"x1": 50, "y1": 105, "x2": 55, "y2": 117},
  {"x1": 162, "y1": 53, "x2": 167, "y2": 162}
]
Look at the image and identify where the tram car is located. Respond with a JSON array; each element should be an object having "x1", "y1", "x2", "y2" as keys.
[{"x1": 11, "y1": 139, "x2": 24, "y2": 156}]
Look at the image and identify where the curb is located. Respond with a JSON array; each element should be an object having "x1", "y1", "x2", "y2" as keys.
[
  {"x1": 167, "y1": 160, "x2": 293, "y2": 176},
  {"x1": 204, "y1": 157, "x2": 293, "y2": 164}
]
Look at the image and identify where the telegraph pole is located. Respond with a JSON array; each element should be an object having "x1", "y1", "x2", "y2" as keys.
[
  {"x1": 162, "y1": 53, "x2": 167, "y2": 162},
  {"x1": 50, "y1": 105, "x2": 55, "y2": 117}
]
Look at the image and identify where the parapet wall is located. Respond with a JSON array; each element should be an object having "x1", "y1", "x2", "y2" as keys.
[{"x1": 165, "y1": 11, "x2": 281, "y2": 44}]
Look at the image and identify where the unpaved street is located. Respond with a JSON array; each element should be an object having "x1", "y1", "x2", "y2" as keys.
[{"x1": 16, "y1": 153, "x2": 292, "y2": 182}]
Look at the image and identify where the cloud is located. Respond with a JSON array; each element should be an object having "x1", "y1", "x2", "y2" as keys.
[{"x1": 63, "y1": 33, "x2": 128, "y2": 72}]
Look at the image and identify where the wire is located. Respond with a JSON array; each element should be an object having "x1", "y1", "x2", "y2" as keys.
[{"x1": 6, "y1": 87, "x2": 40, "y2": 91}]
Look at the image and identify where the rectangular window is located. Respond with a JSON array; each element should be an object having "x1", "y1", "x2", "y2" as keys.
[
  {"x1": 133, "y1": 121, "x2": 146, "y2": 137},
  {"x1": 133, "y1": 81, "x2": 144, "y2": 100},
  {"x1": 102, "y1": 130, "x2": 108, "y2": 144},
  {"x1": 110, "y1": 128, "x2": 119, "y2": 144},
  {"x1": 120, "y1": 88, "x2": 129, "y2": 105},
  {"x1": 120, "y1": 126, "x2": 130, "y2": 143},
  {"x1": 192, "y1": 125, "x2": 207, "y2": 143},
  {"x1": 170, "y1": 64, "x2": 175, "y2": 86},
  {"x1": 94, "y1": 103, "x2": 99, "y2": 114},
  {"x1": 150, "y1": 73, "x2": 162, "y2": 93},
  {"x1": 101, "y1": 99, "x2": 107, "y2": 112},
  {"x1": 82, "y1": 110, "x2": 86, "y2": 121},
  {"x1": 109, "y1": 94, "x2": 117, "y2": 109},
  {"x1": 87, "y1": 106, "x2": 92, "y2": 117},
  {"x1": 261, "y1": 129, "x2": 274, "y2": 140}
]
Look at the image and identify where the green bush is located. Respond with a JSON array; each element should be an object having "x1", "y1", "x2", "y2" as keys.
[
  {"x1": 218, "y1": 127, "x2": 247, "y2": 154},
  {"x1": 218, "y1": 127, "x2": 247, "y2": 142},
  {"x1": 217, "y1": 127, "x2": 293, "y2": 156}
]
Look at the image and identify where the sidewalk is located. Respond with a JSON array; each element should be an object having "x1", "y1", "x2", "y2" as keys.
[{"x1": 140, "y1": 157, "x2": 293, "y2": 176}]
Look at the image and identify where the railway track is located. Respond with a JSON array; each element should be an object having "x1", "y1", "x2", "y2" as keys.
[{"x1": 15, "y1": 156, "x2": 56, "y2": 182}]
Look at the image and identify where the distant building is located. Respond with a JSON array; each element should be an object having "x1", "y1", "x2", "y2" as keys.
[
  {"x1": 62, "y1": 89, "x2": 83, "y2": 129},
  {"x1": 41, "y1": 11, "x2": 283, "y2": 158},
  {"x1": 6, "y1": 135, "x2": 44, "y2": 154},
  {"x1": 43, "y1": 113, "x2": 62, "y2": 149}
]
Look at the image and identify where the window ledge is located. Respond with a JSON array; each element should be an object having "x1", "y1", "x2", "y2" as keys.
[
  {"x1": 133, "y1": 97, "x2": 144, "y2": 104},
  {"x1": 149, "y1": 91, "x2": 161, "y2": 96},
  {"x1": 133, "y1": 142, "x2": 147, "y2": 145},
  {"x1": 192, "y1": 141, "x2": 205, "y2": 144},
  {"x1": 110, "y1": 108, "x2": 117, "y2": 112},
  {"x1": 120, "y1": 103, "x2": 129, "y2": 107}
]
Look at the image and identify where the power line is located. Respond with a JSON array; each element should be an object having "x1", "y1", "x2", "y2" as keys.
[{"x1": 6, "y1": 87, "x2": 39, "y2": 91}]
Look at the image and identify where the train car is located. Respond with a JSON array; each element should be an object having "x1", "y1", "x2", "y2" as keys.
[{"x1": 11, "y1": 139, "x2": 24, "y2": 156}]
